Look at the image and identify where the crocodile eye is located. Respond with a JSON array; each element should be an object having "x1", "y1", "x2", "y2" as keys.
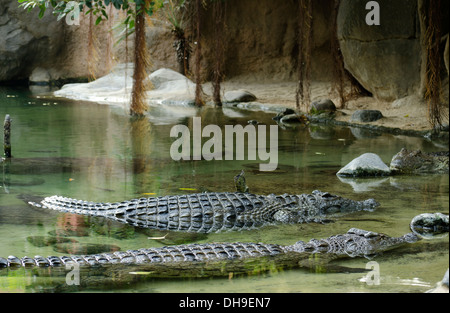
[{"x1": 322, "y1": 192, "x2": 337, "y2": 199}]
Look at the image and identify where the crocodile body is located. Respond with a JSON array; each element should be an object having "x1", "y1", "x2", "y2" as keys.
[
  {"x1": 390, "y1": 148, "x2": 449, "y2": 174},
  {"x1": 0, "y1": 228, "x2": 420, "y2": 270},
  {"x1": 27, "y1": 190, "x2": 379, "y2": 233},
  {"x1": 0, "y1": 213, "x2": 446, "y2": 285}
]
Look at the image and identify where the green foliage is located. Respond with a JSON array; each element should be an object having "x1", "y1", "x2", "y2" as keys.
[{"x1": 17, "y1": 1, "x2": 157, "y2": 29}]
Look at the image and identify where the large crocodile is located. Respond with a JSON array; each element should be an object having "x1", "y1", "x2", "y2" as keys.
[
  {"x1": 27, "y1": 190, "x2": 379, "y2": 233},
  {"x1": 0, "y1": 213, "x2": 447, "y2": 278},
  {"x1": 390, "y1": 148, "x2": 449, "y2": 174}
]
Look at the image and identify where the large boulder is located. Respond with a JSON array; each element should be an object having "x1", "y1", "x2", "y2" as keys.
[
  {"x1": 54, "y1": 66, "x2": 197, "y2": 107},
  {"x1": 147, "y1": 68, "x2": 196, "y2": 105},
  {"x1": 337, "y1": 0, "x2": 421, "y2": 101},
  {"x1": 0, "y1": 0, "x2": 64, "y2": 81}
]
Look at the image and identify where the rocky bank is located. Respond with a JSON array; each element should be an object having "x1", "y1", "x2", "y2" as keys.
[{"x1": 1, "y1": 0, "x2": 449, "y2": 132}]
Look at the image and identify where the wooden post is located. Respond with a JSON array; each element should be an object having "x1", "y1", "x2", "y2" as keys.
[{"x1": 4, "y1": 114, "x2": 11, "y2": 158}]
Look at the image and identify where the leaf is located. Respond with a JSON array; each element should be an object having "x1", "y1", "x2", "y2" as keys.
[
  {"x1": 95, "y1": 16, "x2": 102, "y2": 25},
  {"x1": 113, "y1": 1, "x2": 121, "y2": 10},
  {"x1": 38, "y1": 7, "x2": 46, "y2": 19},
  {"x1": 102, "y1": 9, "x2": 109, "y2": 19}
]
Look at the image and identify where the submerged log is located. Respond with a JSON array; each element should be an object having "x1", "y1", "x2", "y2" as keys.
[{"x1": 3, "y1": 114, "x2": 11, "y2": 158}]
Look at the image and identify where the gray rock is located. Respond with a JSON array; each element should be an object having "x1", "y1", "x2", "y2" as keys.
[
  {"x1": 337, "y1": 153, "x2": 390, "y2": 177},
  {"x1": 337, "y1": 0, "x2": 421, "y2": 100},
  {"x1": 273, "y1": 108, "x2": 296, "y2": 121},
  {"x1": 0, "y1": 0, "x2": 64, "y2": 81},
  {"x1": 29, "y1": 67, "x2": 51, "y2": 85},
  {"x1": 224, "y1": 90, "x2": 257, "y2": 103},
  {"x1": 280, "y1": 114, "x2": 307, "y2": 124},
  {"x1": 350, "y1": 110, "x2": 383, "y2": 122},
  {"x1": 310, "y1": 99, "x2": 336, "y2": 113},
  {"x1": 54, "y1": 66, "x2": 198, "y2": 108},
  {"x1": 148, "y1": 68, "x2": 192, "y2": 89}
]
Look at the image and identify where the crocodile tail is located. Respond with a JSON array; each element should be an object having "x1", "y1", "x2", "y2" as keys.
[{"x1": 28, "y1": 195, "x2": 113, "y2": 217}]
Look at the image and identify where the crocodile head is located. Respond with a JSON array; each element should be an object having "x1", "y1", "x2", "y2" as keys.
[
  {"x1": 339, "y1": 228, "x2": 420, "y2": 258},
  {"x1": 390, "y1": 148, "x2": 449, "y2": 174},
  {"x1": 310, "y1": 190, "x2": 379, "y2": 215},
  {"x1": 271, "y1": 190, "x2": 380, "y2": 223},
  {"x1": 288, "y1": 228, "x2": 420, "y2": 258}
]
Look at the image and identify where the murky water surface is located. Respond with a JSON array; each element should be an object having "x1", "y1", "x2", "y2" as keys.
[{"x1": 0, "y1": 86, "x2": 448, "y2": 293}]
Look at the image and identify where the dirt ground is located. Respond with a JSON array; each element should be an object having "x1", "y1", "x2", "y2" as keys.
[{"x1": 211, "y1": 79, "x2": 450, "y2": 132}]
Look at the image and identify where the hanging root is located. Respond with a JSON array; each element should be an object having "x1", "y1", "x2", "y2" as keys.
[
  {"x1": 296, "y1": 0, "x2": 313, "y2": 112},
  {"x1": 87, "y1": 12, "x2": 100, "y2": 81},
  {"x1": 194, "y1": 0, "x2": 205, "y2": 107},
  {"x1": 423, "y1": 0, "x2": 446, "y2": 128},
  {"x1": 212, "y1": 0, "x2": 226, "y2": 106},
  {"x1": 130, "y1": 7, "x2": 151, "y2": 116}
]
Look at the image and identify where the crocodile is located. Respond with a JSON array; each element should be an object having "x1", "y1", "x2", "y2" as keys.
[
  {"x1": 390, "y1": 148, "x2": 449, "y2": 174},
  {"x1": 27, "y1": 190, "x2": 379, "y2": 233},
  {"x1": 0, "y1": 213, "x2": 447, "y2": 277}
]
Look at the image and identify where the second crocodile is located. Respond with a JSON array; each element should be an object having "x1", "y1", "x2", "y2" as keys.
[{"x1": 27, "y1": 190, "x2": 379, "y2": 233}]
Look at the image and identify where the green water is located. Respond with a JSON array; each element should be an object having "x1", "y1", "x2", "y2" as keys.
[{"x1": 0, "y1": 86, "x2": 448, "y2": 293}]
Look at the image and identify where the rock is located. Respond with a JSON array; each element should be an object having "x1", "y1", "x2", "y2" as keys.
[
  {"x1": 0, "y1": 0, "x2": 64, "y2": 81},
  {"x1": 149, "y1": 68, "x2": 193, "y2": 89},
  {"x1": 54, "y1": 63, "x2": 133, "y2": 105},
  {"x1": 280, "y1": 114, "x2": 308, "y2": 124},
  {"x1": 310, "y1": 99, "x2": 336, "y2": 113},
  {"x1": 224, "y1": 90, "x2": 257, "y2": 103},
  {"x1": 337, "y1": 0, "x2": 422, "y2": 100},
  {"x1": 272, "y1": 108, "x2": 296, "y2": 121},
  {"x1": 29, "y1": 67, "x2": 51, "y2": 85},
  {"x1": 54, "y1": 66, "x2": 197, "y2": 107},
  {"x1": 350, "y1": 110, "x2": 383, "y2": 122},
  {"x1": 337, "y1": 153, "x2": 390, "y2": 177},
  {"x1": 148, "y1": 68, "x2": 196, "y2": 105},
  {"x1": 410, "y1": 213, "x2": 449, "y2": 239}
]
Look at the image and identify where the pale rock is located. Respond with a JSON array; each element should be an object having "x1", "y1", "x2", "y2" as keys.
[{"x1": 337, "y1": 153, "x2": 390, "y2": 177}]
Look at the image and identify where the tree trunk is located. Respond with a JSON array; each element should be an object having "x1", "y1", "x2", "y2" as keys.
[{"x1": 130, "y1": 10, "x2": 150, "y2": 116}]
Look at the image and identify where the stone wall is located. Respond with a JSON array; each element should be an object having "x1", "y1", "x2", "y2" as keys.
[
  {"x1": 1, "y1": 0, "x2": 448, "y2": 108},
  {"x1": 0, "y1": 0, "x2": 121, "y2": 83},
  {"x1": 0, "y1": 0, "x2": 64, "y2": 81}
]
